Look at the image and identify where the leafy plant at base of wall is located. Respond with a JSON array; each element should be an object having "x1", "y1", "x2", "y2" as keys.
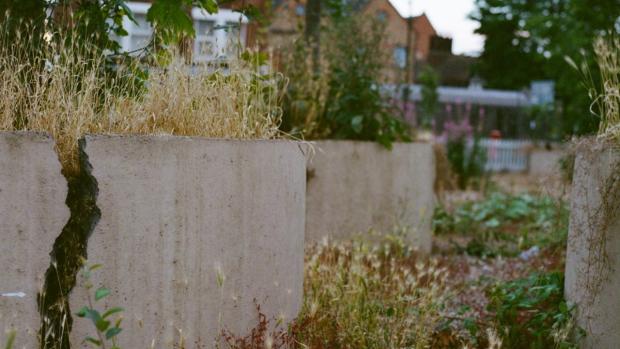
[
  {"x1": 486, "y1": 272, "x2": 584, "y2": 349},
  {"x1": 433, "y1": 192, "x2": 569, "y2": 257},
  {"x1": 444, "y1": 118, "x2": 486, "y2": 189},
  {"x1": 75, "y1": 264, "x2": 124, "y2": 349}
]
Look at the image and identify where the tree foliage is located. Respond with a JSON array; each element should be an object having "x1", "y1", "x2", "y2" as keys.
[{"x1": 471, "y1": 0, "x2": 620, "y2": 136}]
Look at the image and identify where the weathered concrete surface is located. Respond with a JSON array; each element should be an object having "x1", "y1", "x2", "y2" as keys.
[
  {"x1": 528, "y1": 149, "x2": 564, "y2": 176},
  {"x1": 565, "y1": 144, "x2": 620, "y2": 349},
  {"x1": 305, "y1": 141, "x2": 435, "y2": 252},
  {"x1": 0, "y1": 132, "x2": 69, "y2": 348},
  {"x1": 69, "y1": 135, "x2": 306, "y2": 348}
]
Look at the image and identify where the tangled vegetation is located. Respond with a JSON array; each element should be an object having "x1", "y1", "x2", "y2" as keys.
[
  {"x1": 280, "y1": 14, "x2": 411, "y2": 148},
  {"x1": 293, "y1": 236, "x2": 449, "y2": 348},
  {"x1": 486, "y1": 272, "x2": 582, "y2": 349}
]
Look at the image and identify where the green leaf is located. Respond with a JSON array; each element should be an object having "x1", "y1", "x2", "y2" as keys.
[
  {"x1": 102, "y1": 307, "x2": 124, "y2": 319},
  {"x1": 96, "y1": 318, "x2": 111, "y2": 332},
  {"x1": 88, "y1": 264, "x2": 103, "y2": 271},
  {"x1": 95, "y1": 287, "x2": 111, "y2": 301},
  {"x1": 105, "y1": 327, "x2": 123, "y2": 340},
  {"x1": 351, "y1": 115, "x2": 364, "y2": 134},
  {"x1": 147, "y1": 0, "x2": 196, "y2": 41},
  {"x1": 78, "y1": 308, "x2": 107, "y2": 331},
  {"x1": 75, "y1": 306, "x2": 90, "y2": 318},
  {"x1": 85, "y1": 337, "x2": 102, "y2": 346},
  {"x1": 485, "y1": 218, "x2": 501, "y2": 228},
  {"x1": 195, "y1": 0, "x2": 219, "y2": 14}
]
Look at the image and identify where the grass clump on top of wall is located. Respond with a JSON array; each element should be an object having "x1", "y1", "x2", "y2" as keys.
[
  {"x1": 0, "y1": 27, "x2": 285, "y2": 176},
  {"x1": 592, "y1": 36, "x2": 620, "y2": 142},
  {"x1": 568, "y1": 35, "x2": 620, "y2": 143}
]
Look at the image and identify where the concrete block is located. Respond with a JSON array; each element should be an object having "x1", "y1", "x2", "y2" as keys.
[
  {"x1": 305, "y1": 141, "x2": 435, "y2": 252},
  {"x1": 528, "y1": 149, "x2": 564, "y2": 176},
  {"x1": 565, "y1": 143, "x2": 620, "y2": 348},
  {"x1": 69, "y1": 135, "x2": 306, "y2": 348},
  {"x1": 0, "y1": 132, "x2": 69, "y2": 348}
]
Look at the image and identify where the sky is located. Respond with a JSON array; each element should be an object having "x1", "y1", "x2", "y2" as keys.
[{"x1": 390, "y1": 0, "x2": 485, "y2": 56}]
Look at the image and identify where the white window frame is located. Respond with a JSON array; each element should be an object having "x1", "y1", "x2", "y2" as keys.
[
  {"x1": 192, "y1": 8, "x2": 248, "y2": 62},
  {"x1": 118, "y1": 2, "x2": 153, "y2": 53}
]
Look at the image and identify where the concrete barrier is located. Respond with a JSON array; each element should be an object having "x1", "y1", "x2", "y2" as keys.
[
  {"x1": 305, "y1": 141, "x2": 434, "y2": 252},
  {"x1": 565, "y1": 143, "x2": 620, "y2": 348},
  {"x1": 0, "y1": 132, "x2": 69, "y2": 348},
  {"x1": 69, "y1": 135, "x2": 306, "y2": 348},
  {"x1": 528, "y1": 149, "x2": 564, "y2": 176}
]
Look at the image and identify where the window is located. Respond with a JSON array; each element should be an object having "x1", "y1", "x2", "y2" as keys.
[
  {"x1": 113, "y1": 2, "x2": 153, "y2": 53},
  {"x1": 376, "y1": 10, "x2": 388, "y2": 22},
  {"x1": 393, "y1": 46, "x2": 407, "y2": 69},
  {"x1": 192, "y1": 7, "x2": 248, "y2": 62},
  {"x1": 194, "y1": 19, "x2": 217, "y2": 59},
  {"x1": 127, "y1": 13, "x2": 152, "y2": 51},
  {"x1": 295, "y1": 4, "x2": 305, "y2": 16}
]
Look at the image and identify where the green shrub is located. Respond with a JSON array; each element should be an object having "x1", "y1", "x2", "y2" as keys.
[
  {"x1": 281, "y1": 15, "x2": 411, "y2": 148},
  {"x1": 487, "y1": 272, "x2": 583, "y2": 348},
  {"x1": 444, "y1": 119, "x2": 486, "y2": 189}
]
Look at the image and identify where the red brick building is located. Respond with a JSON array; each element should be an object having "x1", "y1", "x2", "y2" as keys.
[{"x1": 411, "y1": 13, "x2": 436, "y2": 62}]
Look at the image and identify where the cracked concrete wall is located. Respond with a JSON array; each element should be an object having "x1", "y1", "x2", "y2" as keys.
[
  {"x1": 305, "y1": 141, "x2": 435, "y2": 252},
  {"x1": 0, "y1": 132, "x2": 70, "y2": 348},
  {"x1": 69, "y1": 135, "x2": 306, "y2": 348},
  {"x1": 565, "y1": 146, "x2": 620, "y2": 349}
]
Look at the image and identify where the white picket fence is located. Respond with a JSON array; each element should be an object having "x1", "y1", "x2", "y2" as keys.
[{"x1": 478, "y1": 139, "x2": 531, "y2": 172}]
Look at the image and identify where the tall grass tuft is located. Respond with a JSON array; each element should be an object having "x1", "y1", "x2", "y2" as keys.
[
  {"x1": 592, "y1": 36, "x2": 620, "y2": 141},
  {"x1": 294, "y1": 235, "x2": 449, "y2": 348},
  {"x1": 568, "y1": 35, "x2": 620, "y2": 142},
  {"x1": 0, "y1": 27, "x2": 284, "y2": 175}
]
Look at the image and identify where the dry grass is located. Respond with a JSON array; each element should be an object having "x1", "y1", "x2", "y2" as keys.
[
  {"x1": 0, "y1": 29, "x2": 285, "y2": 175},
  {"x1": 294, "y1": 235, "x2": 450, "y2": 349},
  {"x1": 593, "y1": 36, "x2": 620, "y2": 141},
  {"x1": 569, "y1": 36, "x2": 620, "y2": 142}
]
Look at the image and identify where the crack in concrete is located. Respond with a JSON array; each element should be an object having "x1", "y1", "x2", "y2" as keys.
[{"x1": 37, "y1": 139, "x2": 100, "y2": 349}]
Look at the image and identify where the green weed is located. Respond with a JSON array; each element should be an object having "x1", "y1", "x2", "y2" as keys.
[
  {"x1": 75, "y1": 263, "x2": 124, "y2": 349},
  {"x1": 433, "y1": 192, "x2": 568, "y2": 257},
  {"x1": 487, "y1": 272, "x2": 583, "y2": 348}
]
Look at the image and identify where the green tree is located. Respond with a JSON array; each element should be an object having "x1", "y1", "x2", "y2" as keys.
[{"x1": 471, "y1": 0, "x2": 620, "y2": 136}]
